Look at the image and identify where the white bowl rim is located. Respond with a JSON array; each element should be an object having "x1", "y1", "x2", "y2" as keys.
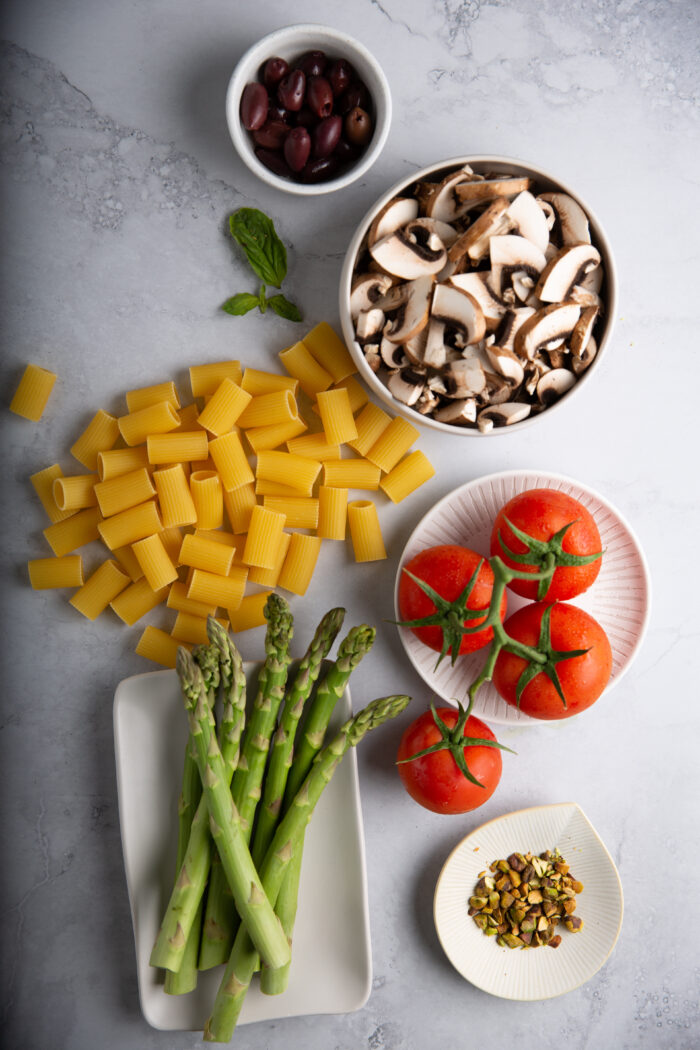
[
  {"x1": 339, "y1": 154, "x2": 618, "y2": 434},
  {"x1": 226, "y1": 22, "x2": 392, "y2": 196}
]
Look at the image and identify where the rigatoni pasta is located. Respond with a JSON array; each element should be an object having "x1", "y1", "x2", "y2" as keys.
[
  {"x1": 118, "y1": 400, "x2": 180, "y2": 446},
  {"x1": 189, "y1": 360, "x2": 242, "y2": 398},
  {"x1": 256, "y1": 450, "x2": 321, "y2": 494},
  {"x1": 279, "y1": 341, "x2": 333, "y2": 397},
  {"x1": 247, "y1": 531, "x2": 291, "y2": 587},
  {"x1": 277, "y1": 533, "x2": 322, "y2": 596},
  {"x1": 110, "y1": 578, "x2": 168, "y2": 625},
  {"x1": 10, "y1": 364, "x2": 57, "y2": 421},
  {"x1": 227, "y1": 591, "x2": 272, "y2": 632},
  {"x1": 241, "y1": 368, "x2": 298, "y2": 397},
  {"x1": 146, "y1": 431, "x2": 209, "y2": 465},
  {"x1": 197, "y1": 378, "x2": 252, "y2": 436},
  {"x1": 263, "y1": 496, "x2": 319, "y2": 530},
  {"x1": 347, "y1": 402, "x2": 392, "y2": 457},
  {"x1": 236, "y1": 389, "x2": 298, "y2": 430},
  {"x1": 347, "y1": 500, "x2": 387, "y2": 562},
  {"x1": 52, "y1": 474, "x2": 98, "y2": 512},
  {"x1": 28, "y1": 556, "x2": 84, "y2": 590},
  {"x1": 317, "y1": 485, "x2": 347, "y2": 541},
  {"x1": 94, "y1": 467, "x2": 156, "y2": 518},
  {"x1": 243, "y1": 417, "x2": 307, "y2": 454},
  {"x1": 152, "y1": 464, "x2": 197, "y2": 529},
  {"x1": 286, "y1": 433, "x2": 340, "y2": 461},
  {"x1": 126, "y1": 380, "x2": 180, "y2": 413},
  {"x1": 189, "y1": 470, "x2": 223, "y2": 529},
  {"x1": 316, "y1": 387, "x2": 358, "y2": 446},
  {"x1": 71, "y1": 409, "x2": 120, "y2": 470},
  {"x1": 135, "y1": 625, "x2": 185, "y2": 668},
  {"x1": 178, "y1": 533, "x2": 236, "y2": 576},
  {"x1": 97, "y1": 500, "x2": 162, "y2": 550},
  {"x1": 379, "y1": 450, "x2": 436, "y2": 503},
  {"x1": 167, "y1": 581, "x2": 217, "y2": 619},
  {"x1": 187, "y1": 566, "x2": 248, "y2": 610},
  {"x1": 302, "y1": 322, "x2": 356, "y2": 383},
  {"x1": 365, "y1": 417, "x2": 420, "y2": 473},
  {"x1": 131, "y1": 533, "x2": 179, "y2": 591},
  {"x1": 322, "y1": 458, "x2": 381, "y2": 491},
  {"x1": 209, "y1": 431, "x2": 255, "y2": 491},
  {"x1": 222, "y1": 483, "x2": 257, "y2": 534},
  {"x1": 44, "y1": 506, "x2": 103, "y2": 557},
  {"x1": 30, "y1": 465, "x2": 75, "y2": 524},
  {"x1": 69, "y1": 559, "x2": 130, "y2": 619},
  {"x1": 242, "y1": 505, "x2": 286, "y2": 569},
  {"x1": 97, "y1": 446, "x2": 150, "y2": 482}
]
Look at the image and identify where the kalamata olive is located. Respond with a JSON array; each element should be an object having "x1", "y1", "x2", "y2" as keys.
[
  {"x1": 344, "y1": 106, "x2": 373, "y2": 147},
  {"x1": 255, "y1": 147, "x2": 292, "y2": 178},
  {"x1": 339, "y1": 80, "x2": 371, "y2": 115},
  {"x1": 333, "y1": 137, "x2": 361, "y2": 165},
  {"x1": 262, "y1": 57, "x2": 289, "y2": 90},
  {"x1": 240, "y1": 82, "x2": 269, "y2": 131},
  {"x1": 295, "y1": 50, "x2": 327, "y2": 78},
  {"x1": 267, "y1": 103, "x2": 290, "y2": 123},
  {"x1": 327, "y1": 58, "x2": 354, "y2": 98},
  {"x1": 277, "y1": 69, "x2": 306, "y2": 112},
  {"x1": 284, "y1": 126, "x2": 311, "y2": 172},
  {"x1": 294, "y1": 107, "x2": 316, "y2": 129},
  {"x1": 300, "y1": 155, "x2": 340, "y2": 183},
  {"x1": 313, "y1": 115, "x2": 342, "y2": 158},
  {"x1": 252, "y1": 120, "x2": 290, "y2": 151},
  {"x1": 306, "y1": 76, "x2": 333, "y2": 119}
]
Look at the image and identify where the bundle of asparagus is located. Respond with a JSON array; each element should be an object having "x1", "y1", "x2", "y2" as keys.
[{"x1": 149, "y1": 594, "x2": 410, "y2": 1042}]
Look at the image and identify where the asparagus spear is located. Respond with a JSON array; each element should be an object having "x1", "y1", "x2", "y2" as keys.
[
  {"x1": 203, "y1": 694, "x2": 411, "y2": 1043},
  {"x1": 260, "y1": 623, "x2": 375, "y2": 994},
  {"x1": 177, "y1": 648, "x2": 291, "y2": 972},
  {"x1": 198, "y1": 593, "x2": 294, "y2": 969},
  {"x1": 150, "y1": 624, "x2": 246, "y2": 975}
]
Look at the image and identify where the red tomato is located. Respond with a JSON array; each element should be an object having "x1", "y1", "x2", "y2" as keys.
[
  {"x1": 397, "y1": 545, "x2": 506, "y2": 661},
  {"x1": 490, "y1": 489, "x2": 603, "y2": 601},
  {"x1": 493, "y1": 602, "x2": 612, "y2": 720},
  {"x1": 397, "y1": 707, "x2": 503, "y2": 814}
]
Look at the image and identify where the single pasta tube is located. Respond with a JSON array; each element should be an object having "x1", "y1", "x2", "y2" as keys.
[
  {"x1": 189, "y1": 470, "x2": 223, "y2": 529},
  {"x1": 152, "y1": 464, "x2": 197, "y2": 528},
  {"x1": 365, "y1": 417, "x2": 420, "y2": 473},
  {"x1": 178, "y1": 533, "x2": 236, "y2": 575},
  {"x1": 97, "y1": 500, "x2": 162, "y2": 550},
  {"x1": 70, "y1": 409, "x2": 120, "y2": 469},
  {"x1": 222, "y1": 482, "x2": 257, "y2": 533},
  {"x1": 126, "y1": 380, "x2": 180, "y2": 413},
  {"x1": 277, "y1": 533, "x2": 322, "y2": 596},
  {"x1": 146, "y1": 431, "x2": 209, "y2": 465},
  {"x1": 316, "y1": 387, "x2": 358, "y2": 445},
  {"x1": 135, "y1": 625, "x2": 185, "y2": 668},
  {"x1": 110, "y1": 578, "x2": 168, "y2": 626},
  {"x1": 317, "y1": 485, "x2": 348, "y2": 541},
  {"x1": 94, "y1": 467, "x2": 156, "y2": 518},
  {"x1": 52, "y1": 474, "x2": 98, "y2": 512},
  {"x1": 189, "y1": 360, "x2": 242, "y2": 398},
  {"x1": 347, "y1": 500, "x2": 387, "y2": 562},
  {"x1": 44, "y1": 506, "x2": 103, "y2": 557},
  {"x1": 30, "y1": 465, "x2": 75, "y2": 524},
  {"x1": 286, "y1": 433, "x2": 341, "y2": 461},
  {"x1": 241, "y1": 368, "x2": 298, "y2": 396},
  {"x1": 118, "y1": 400, "x2": 180, "y2": 446},
  {"x1": 132, "y1": 533, "x2": 179, "y2": 591},
  {"x1": 209, "y1": 431, "x2": 254, "y2": 491},
  {"x1": 227, "y1": 591, "x2": 272, "y2": 632},
  {"x1": 158, "y1": 526, "x2": 184, "y2": 565},
  {"x1": 322, "y1": 458, "x2": 381, "y2": 490},
  {"x1": 379, "y1": 450, "x2": 436, "y2": 503},
  {"x1": 111, "y1": 543, "x2": 145, "y2": 582},
  {"x1": 302, "y1": 322, "x2": 356, "y2": 383},
  {"x1": 347, "y1": 402, "x2": 392, "y2": 457},
  {"x1": 167, "y1": 580, "x2": 218, "y2": 619},
  {"x1": 174, "y1": 403, "x2": 203, "y2": 431},
  {"x1": 332, "y1": 375, "x2": 369, "y2": 414},
  {"x1": 248, "y1": 531, "x2": 291, "y2": 587},
  {"x1": 97, "y1": 446, "x2": 150, "y2": 482},
  {"x1": 243, "y1": 417, "x2": 307, "y2": 454},
  {"x1": 187, "y1": 566, "x2": 248, "y2": 610},
  {"x1": 255, "y1": 477, "x2": 313, "y2": 498},
  {"x1": 197, "y1": 378, "x2": 252, "y2": 436},
  {"x1": 236, "y1": 389, "x2": 298, "y2": 430},
  {"x1": 242, "y1": 505, "x2": 287, "y2": 569},
  {"x1": 69, "y1": 559, "x2": 130, "y2": 619},
  {"x1": 279, "y1": 341, "x2": 333, "y2": 397},
  {"x1": 10, "y1": 364, "x2": 57, "y2": 421},
  {"x1": 28, "y1": 556, "x2": 84, "y2": 590},
  {"x1": 171, "y1": 611, "x2": 220, "y2": 646},
  {"x1": 263, "y1": 496, "x2": 319, "y2": 530},
  {"x1": 256, "y1": 450, "x2": 321, "y2": 494}
]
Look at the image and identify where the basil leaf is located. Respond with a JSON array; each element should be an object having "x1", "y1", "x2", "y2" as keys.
[
  {"x1": 222, "y1": 292, "x2": 260, "y2": 316},
  {"x1": 229, "y1": 208, "x2": 287, "y2": 288},
  {"x1": 266, "y1": 294, "x2": 302, "y2": 322}
]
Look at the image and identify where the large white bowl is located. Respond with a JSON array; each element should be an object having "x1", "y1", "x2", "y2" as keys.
[
  {"x1": 226, "y1": 24, "x2": 392, "y2": 196},
  {"x1": 339, "y1": 156, "x2": 617, "y2": 434}
]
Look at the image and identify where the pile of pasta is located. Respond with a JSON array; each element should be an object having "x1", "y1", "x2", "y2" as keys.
[{"x1": 26, "y1": 322, "x2": 435, "y2": 668}]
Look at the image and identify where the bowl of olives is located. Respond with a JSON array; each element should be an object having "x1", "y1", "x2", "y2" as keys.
[{"x1": 226, "y1": 23, "x2": 392, "y2": 194}]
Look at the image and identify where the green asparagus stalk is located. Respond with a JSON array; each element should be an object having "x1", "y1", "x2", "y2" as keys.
[
  {"x1": 198, "y1": 593, "x2": 294, "y2": 969},
  {"x1": 203, "y1": 694, "x2": 411, "y2": 1043},
  {"x1": 177, "y1": 648, "x2": 291, "y2": 972},
  {"x1": 260, "y1": 623, "x2": 375, "y2": 994},
  {"x1": 150, "y1": 624, "x2": 246, "y2": 975}
]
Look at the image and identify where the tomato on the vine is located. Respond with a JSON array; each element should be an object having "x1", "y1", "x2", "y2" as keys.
[
  {"x1": 397, "y1": 545, "x2": 507, "y2": 664},
  {"x1": 397, "y1": 706, "x2": 505, "y2": 814},
  {"x1": 493, "y1": 602, "x2": 612, "y2": 720},
  {"x1": 490, "y1": 489, "x2": 603, "y2": 601}
]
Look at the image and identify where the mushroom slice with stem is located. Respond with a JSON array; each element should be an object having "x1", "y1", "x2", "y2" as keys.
[
  {"x1": 442, "y1": 357, "x2": 486, "y2": 398},
  {"x1": 477, "y1": 402, "x2": 531, "y2": 433},
  {"x1": 449, "y1": 272, "x2": 507, "y2": 331},
  {"x1": 350, "y1": 272, "x2": 396, "y2": 320},
  {"x1": 492, "y1": 307, "x2": 536, "y2": 354},
  {"x1": 489, "y1": 235, "x2": 547, "y2": 299},
  {"x1": 383, "y1": 275, "x2": 435, "y2": 344},
  {"x1": 447, "y1": 198, "x2": 514, "y2": 267},
  {"x1": 355, "y1": 307, "x2": 386, "y2": 343},
  {"x1": 364, "y1": 345, "x2": 381, "y2": 373},
  {"x1": 424, "y1": 169, "x2": 479, "y2": 222},
  {"x1": 369, "y1": 225, "x2": 447, "y2": 280},
  {"x1": 485, "y1": 343, "x2": 525, "y2": 387},
  {"x1": 430, "y1": 283, "x2": 486, "y2": 348},
  {"x1": 402, "y1": 324, "x2": 430, "y2": 365},
  {"x1": 387, "y1": 367, "x2": 426, "y2": 406},
  {"x1": 379, "y1": 335, "x2": 406, "y2": 369},
  {"x1": 514, "y1": 302, "x2": 581, "y2": 360},
  {"x1": 572, "y1": 335, "x2": 598, "y2": 375},
  {"x1": 409, "y1": 217, "x2": 460, "y2": 247},
  {"x1": 537, "y1": 368, "x2": 577, "y2": 406},
  {"x1": 538, "y1": 193, "x2": 591, "y2": 245},
  {"x1": 570, "y1": 305, "x2": 598, "y2": 358},
  {"x1": 507, "y1": 190, "x2": 551, "y2": 254},
  {"x1": 367, "y1": 197, "x2": 419, "y2": 246},
  {"x1": 535, "y1": 243, "x2": 601, "y2": 303},
  {"x1": 422, "y1": 319, "x2": 449, "y2": 369},
  {"x1": 434, "y1": 398, "x2": 478, "y2": 425},
  {"x1": 455, "y1": 174, "x2": 532, "y2": 206}
]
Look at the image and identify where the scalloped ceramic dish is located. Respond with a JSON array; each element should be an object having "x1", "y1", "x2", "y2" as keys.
[
  {"x1": 114, "y1": 666, "x2": 371, "y2": 1031},
  {"x1": 394, "y1": 470, "x2": 651, "y2": 725},
  {"x1": 434, "y1": 803, "x2": 623, "y2": 1000}
]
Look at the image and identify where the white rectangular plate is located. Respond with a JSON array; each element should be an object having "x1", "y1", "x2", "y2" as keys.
[{"x1": 114, "y1": 666, "x2": 372, "y2": 1031}]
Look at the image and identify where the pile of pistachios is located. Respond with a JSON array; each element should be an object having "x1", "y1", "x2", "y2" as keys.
[{"x1": 468, "y1": 848, "x2": 584, "y2": 949}]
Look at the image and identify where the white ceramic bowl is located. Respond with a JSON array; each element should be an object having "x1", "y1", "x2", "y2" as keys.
[
  {"x1": 226, "y1": 24, "x2": 392, "y2": 196},
  {"x1": 339, "y1": 156, "x2": 617, "y2": 434},
  {"x1": 434, "y1": 802, "x2": 624, "y2": 1000}
]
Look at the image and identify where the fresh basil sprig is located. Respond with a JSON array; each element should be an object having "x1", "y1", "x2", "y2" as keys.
[{"x1": 223, "y1": 208, "x2": 301, "y2": 321}]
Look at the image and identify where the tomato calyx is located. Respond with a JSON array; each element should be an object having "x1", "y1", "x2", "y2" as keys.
[
  {"x1": 397, "y1": 702, "x2": 514, "y2": 789},
  {"x1": 395, "y1": 560, "x2": 490, "y2": 668},
  {"x1": 506, "y1": 603, "x2": 591, "y2": 709},
  {"x1": 495, "y1": 516, "x2": 603, "y2": 600}
]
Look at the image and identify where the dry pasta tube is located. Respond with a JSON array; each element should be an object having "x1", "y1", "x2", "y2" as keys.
[
  {"x1": 347, "y1": 402, "x2": 392, "y2": 457},
  {"x1": 241, "y1": 368, "x2": 298, "y2": 396},
  {"x1": 197, "y1": 378, "x2": 252, "y2": 436},
  {"x1": 286, "y1": 433, "x2": 341, "y2": 461},
  {"x1": 242, "y1": 505, "x2": 287, "y2": 569},
  {"x1": 175, "y1": 403, "x2": 203, "y2": 430},
  {"x1": 322, "y1": 458, "x2": 381, "y2": 491},
  {"x1": 302, "y1": 322, "x2": 356, "y2": 383},
  {"x1": 194, "y1": 527, "x2": 241, "y2": 550},
  {"x1": 69, "y1": 559, "x2": 130, "y2": 619},
  {"x1": 10, "y1": 364, "x2": 57, "y2": 421},
  {"x1": 279, "y1": 341, "x2": 333, "y2": 397},
  {"x1": 158, "y1": 526, "x2": 184, "y2": 565},
  {"x1": 153, "y1": 464, "x2": 197, "y2": 529},
  {"x1": 111, "y1": 543, "x2": 145, "y2": 582},
  {"x1": 190, "y1": 470, "x2": 223, "y2": 529},
  {"x1": 189, "y1": 360, "x2": 242, "y2": 398},
  {"x1": 243, "y1": 417, "x2": 306, "y2": 454},
  {"x1": 110, "y1": 578, "x2": 168, "y2": 626},
  {"x1": 379, "y1": 450, "x2": 436, "y2": 503},
  {"x1": 263, "y1": 496, "x2": 319, "y2": 530},
  {"x1": 187, "y1": 566, "x2": 248, "y2": 610},
  {"x1": 236, "y1": 389, "x2": 298, "y2": 430},
  {"x1": 94, "y1": 467, "x2": 155, "y2": 518},
  {"x1": 171, "y1": 611, "x2": 222, "y2": 646},
  {"x1": 132, "y1": 533, "x2": 179, "y2": 590},
  {"x1": 167, "y1": 581, "x2": 217, "y2": 618},
  {"x1": 44, "y1": 506, "x2": 103, "y2": 557},
  {"x1": 209, "y1": 431, "x2": 254, "y2": 491},
  {"x1": 228, "y1": 591, "x2": 272, "y2": 632},
  {"x1": 256, "y1": 450, "x2": 321, "y2": 494},
  {"x1": 347, "y1": 501, "x2": 387, "y2": 562},
  {"x1": 97, "y1": 446, "x2": 149, "y2": 482},
  {"x1": 97, "y1": 500, "x2": 162, "y2": 551},
  {"x1": 255, "y1": 477, "x2": 313, "y2": 498},
  {"x1": 71, "y1": 409, "x2": 120, "y2": 470},
  {"x1": 248, "y1": 531, "x2": 291, "y2": 587},
  {"x1": 365, "y1": 417, "x2": 420, "y2": 473},
  {"x1": 318, "y1": 486, "x2": 348, "y2": 541},
  {"x1": 146, "y1": 431, "x2": 209, "y2": 465},
  {"x1": 332, "y1": 375, "x2": 369, "y2": 414},
  {"x1": 52, "y1": 475, "x2": 98, "y2": 512},
  {"x1": 30, "y1": 465, "x2": 75, "y2": 524},
  {"x1": 28, "y1": 556, "x2": 84, "y2": 590},
  {"x1": 126, "y1": 380, "x2": 180, "y2": 413},
  {"x1": 222, "y1": 483, "x2": 257, "y2": 533},
  {"x1": 179, "y1": 533, "x2": 235, "y2": 575},
  {"x1": 136, "y1": 625, "x2": 185, "y2": 668},
  {"x1": 278, "y1": 533, "x2": 322, "y2": 596},
  {"x1": 316, "y1": 387, "x2": 358, "y2": 446},
  {"x1": 118, "y1": 400, "x2": 180, "y2": 447}
]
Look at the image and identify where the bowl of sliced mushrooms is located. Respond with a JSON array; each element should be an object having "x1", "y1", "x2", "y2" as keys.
[{"x1": 339, "y1": 156, "x2": 616, "y2": 434}]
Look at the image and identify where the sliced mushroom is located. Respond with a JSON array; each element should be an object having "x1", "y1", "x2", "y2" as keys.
[
  {"x1": 424, "y1": 169, "x2": 477, "y2": 222},
  {"x1": 409, "y1": 216, "x2": 460, "y2": 247},
  {"x1": 538, "y1": 193, "x2": 591, "y2": 245},
  {"x1": 455, "y1": 174, "x2": 532, "y2": 206},
  {"x1": 572, "y1": 335, "x2": 598, "y2": 375},
  {"x1": 430, "y1": 283, "x2": 486, "y2": 347},
  {"x1": 570, "y1": 306, "x2": 598, "y2": 358},
  {"x1": 383, "y1": 275, "x2": 435, "y2": 343},
  {"x1": 510, "y1": 269, "x2": 537, "y2": 304},
  {"x1": 355, "y1": 308, "x2": 386, "y2": 342},
  {"x1": 402, "y1": 323, "x2": 430, "y2": 365},
  {"x1": 423, "y1": 319, "x2": 449, "y2": 369},
  {"x1": 485, "y1": 344, "x2": 525, "y2": 386},
  {"x1": 363, "y1": 345, "x2": 381, "y2": 372},
  {"x1": 477, "y1": 402, "x2": 531, "y2": 433},
  {"x1": 369, "y1": 225, "x2": 447, "y2": 279},
  {"x1": 514, "y1": 302, "x2": 581, "y2": 360},
  {"x1": 537, "y1": 368, "x2": 576, "y2": 405},
  {"x1": 537, "y1": 198, "x2": 556, "y2": 230},
  {"x1": 570, "y1": 284, "x2": 603, "y2": 309},
  {"x1": 367, "y1": 197, "x2": 419, "y2": 246},
  {"x1": 379, "y1": 336, "x2": 406, "y2": 369},
  {"x1": 535, "y1": 243, "x2": 601, "y2": 302},
  {"x1": 489, "y1": 235, "x2": 547, "y2": 299},
  {"x1": 492, "y1": 307, "x2": 536, "y2": 354},
  {"x1": 449, "y1": 271, "x2": 507, "y2": 331},
  {"x1": 415, "y1": 389, "x2": 441, "y2": 415},
  {"x1": 350, "y1": 272, "x2": 395, "y2": 320},
  {"x1": 442, "y1": 357, "x2": 486, "y2": 398},
  {"x1": 507, "y1": 190, "x2": 550, "y2": 254},
  {"x1": 434, "y1": 398, "x2": 478, "y2": 424},
  {"x1": 387, "y1": 368, "x2": 426, "y2": 406},
  {"x1": 545, "y1": 347, "x2": 568, "y2": 369},
  {"x1": 524, "y1": 355, "x2": 550, "y2": 396},
  {"x1": 480, "y1": 370, "x2": 517, "y2": 405},
  {"x1": 447, "y1": 198, "x2": 514, "y2": 267}
]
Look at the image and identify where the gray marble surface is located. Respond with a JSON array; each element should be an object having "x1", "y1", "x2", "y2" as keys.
[{"x1": 1, "y1": 1, "x2": 699, "y2": 1048}]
